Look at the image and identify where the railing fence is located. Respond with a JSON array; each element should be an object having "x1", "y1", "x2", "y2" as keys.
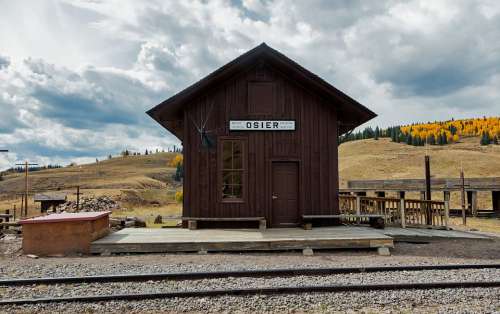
[{"x1": 339, "y1": 195, "x2": 449, "y2": 228}]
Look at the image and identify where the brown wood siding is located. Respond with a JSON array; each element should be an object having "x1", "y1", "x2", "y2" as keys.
[{"x1": 182, "y1": 63, "x2": 339, "y2": 225}]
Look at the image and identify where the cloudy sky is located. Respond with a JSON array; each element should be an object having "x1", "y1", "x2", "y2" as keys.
[{"x1": 0, "y1": 0, "x2": 499, "y2": 170}]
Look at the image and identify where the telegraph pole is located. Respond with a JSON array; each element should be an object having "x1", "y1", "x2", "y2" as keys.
[{"x1": 15, "y1": 161, "x2": 38, "y2": 217}]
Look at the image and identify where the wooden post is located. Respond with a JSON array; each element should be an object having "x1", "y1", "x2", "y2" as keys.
[
  {"x1": 76, "y1": 186, "x2": 80, "y2": 211},
  {"x1": 444, "y1": 200, "x2": 450, "y2": 230},
  {"x1": 460, "y1": 169, "x2": 466, "y2": 225},
  {"x1": 259, "y1": 219, "x2": 266, "y2": 230},
  {"x1": 188, "y1": 220, "x2": 197, "y2": 230},
  {"x1": 20, "y1": 195, "x2": 25, "y2": 218},
  {"x1": 400, "y1": 197, "x2": 406, "y2": 228},
  {"x1": 375, "y1": 191, "x2": 386, "y2": 213},
  {"x1": 493, "y1": 191, "x2": 500, "y2": 214},
  {"x1": 424, "y1": 155, "x2": 432, "y2": 225},
  {"x1": 24, "y1": 161, "x2": 28, "y2": 217},
  {"x1": 420, "y1": 191, "x2": 426, "y2": 200},
  {"x1": 355, "y1": 195, "x2": 361, "y2": 224},
  {"x1": 443, "y1": 191, "x2": 450, "y2": 203},
  {"x1": 471, "y1": 191, "x2": 478, "y2": 217}
]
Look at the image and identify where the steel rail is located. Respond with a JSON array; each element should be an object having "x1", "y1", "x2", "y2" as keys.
[
  {"x1": 1, "y1": 281, "x2": 500, "y2": 306},
  {"x1": 0, "y1": 264, "x2": 499, "y2": 286}
]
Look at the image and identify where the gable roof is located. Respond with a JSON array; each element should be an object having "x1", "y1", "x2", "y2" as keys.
[{"x1": 147, "y1": 43, "x2": 376, "y2": 138}]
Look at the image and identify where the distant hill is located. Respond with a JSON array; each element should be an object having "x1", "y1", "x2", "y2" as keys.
[
  {"x1": 340, "y1": 116, "x2": 500, "y2": 146},
  {"x1": 339, "y1": 136, "x2": 500, "y2": 188},
  {"x1": 0, "y1": 136, "x2": 499, "y2": 196},
  {"x1": 0, "y1": 153, "x2": 179, "y2": 195}
]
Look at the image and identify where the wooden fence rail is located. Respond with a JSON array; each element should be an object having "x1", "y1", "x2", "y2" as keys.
[{"x1": 339, "y1": 195, "x2": 449, "y2": 228}]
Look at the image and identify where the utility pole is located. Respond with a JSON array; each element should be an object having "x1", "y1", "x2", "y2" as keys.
[{"x1": 15, "y1": 161, "x2": 38, "y2": 217}]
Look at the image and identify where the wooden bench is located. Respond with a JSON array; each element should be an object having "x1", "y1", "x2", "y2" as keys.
[
  {"x1": 302, "y1": 214, "x2": 385, "y2": 230},
  {"x1": 183, "y1": 217, "x2": 267, "y2": 230}
]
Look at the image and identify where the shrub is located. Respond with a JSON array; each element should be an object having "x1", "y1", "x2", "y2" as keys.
[
  {"x1": 175, "y1": 191, "x2": 183, "y2": 203},
  {"x1": 169, "y1": 154, "x2": 183, "y2": 167}
]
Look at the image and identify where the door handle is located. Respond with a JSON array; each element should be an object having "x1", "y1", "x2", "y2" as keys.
[{"x1": 272, "y1": 195, "x2": 278, "y2": 200}]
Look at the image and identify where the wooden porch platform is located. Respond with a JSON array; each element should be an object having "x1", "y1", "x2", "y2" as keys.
[
  {"x1": 90, "y1": 226, "x2": 393, "y2": 254},
  {"x1": 90, "y1": 226, "x2": 492, "y2": 254}
]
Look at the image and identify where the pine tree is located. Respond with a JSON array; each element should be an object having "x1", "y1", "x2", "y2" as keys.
[
  {"x1": 174, "y1": 163, "x2": 184, "y2": 181},
  {"x1": 145, "y1": 149, "x2": 149, "y2": 155},
  {"x1": 480, "y1": 132, "x2": 490, "y2": 145},
  {"x1": 398, "y1": 132, "x2": 405, "y2": 143},
  {"x1": 108, "y1": 154, "x2": 112, "y2": 160},
  {"x1": 374, "y1": 127, "x2": 379, "y2": 140},
  {"x1": 406, "y1": 134, "x2": 413, "y2": 145}
]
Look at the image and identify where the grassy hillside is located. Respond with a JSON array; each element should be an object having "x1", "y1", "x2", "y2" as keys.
[
  {"x1": 339, "y1": 136, "x2": 500, "y2": 209},
  {"x1": 339, "y1": 136, "x2": 500, "y2": 187},
  {"x1": 0, "y1": 153, "x2": 183, "y2": 224},
  {"x1": 0, "y1": 153, "x2": 179, "y2": 195}
]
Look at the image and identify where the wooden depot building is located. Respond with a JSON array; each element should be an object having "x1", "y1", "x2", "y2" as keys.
[{"x1": 148, "y1": 43, "x2": 376, "y2": 229}]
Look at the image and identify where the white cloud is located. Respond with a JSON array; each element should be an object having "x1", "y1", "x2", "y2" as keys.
[{"x1": 0, "y1": 0, "x2": 499, "y2": 170}]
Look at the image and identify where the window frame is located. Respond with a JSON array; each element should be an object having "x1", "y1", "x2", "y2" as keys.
[{"x1": 218, "y1": 136, "x2": 247, "y2": 203}]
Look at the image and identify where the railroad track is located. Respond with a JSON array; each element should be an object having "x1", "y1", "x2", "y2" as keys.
[{"x1": 1, "y1": 264, "x2": 499, "y2": 306}]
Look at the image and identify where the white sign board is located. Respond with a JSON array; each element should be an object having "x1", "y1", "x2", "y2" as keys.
[{"x1": 229, "y1": 120, "x2": 295, "y2": 131}]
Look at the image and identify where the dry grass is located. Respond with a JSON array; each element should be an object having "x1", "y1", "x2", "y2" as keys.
[
  {"x1": 339, "y1": 137, "x2": 500, "y2": 186},
  {"x1": 449, "y1": 217, "x2": 500, "y2": 234},
  {"x1": 113, "y1": 204, "x2": 182, "y2": 228}
]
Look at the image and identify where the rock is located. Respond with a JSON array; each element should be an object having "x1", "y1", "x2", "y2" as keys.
[
  {"x1": 56, "y1": 196, "x2": 122, "y2": 213},
  {"x1": 302, "y1": 248, "x2": 314, "y2": 256},
  {"x1": 121, "y1": 220, "x2": 135, "y2": 228},
  {"x1": 134, "y1": 218, "x2": 147, "y2": 228},
  {"x1": 109, "y1": 218, "x2": 122, "y2": 227},
  {"x1": 154, "y1": 215, "x2": 163, "y2": 224},
  {"x1": 26, "y1": 254, "x2": 39, "y2": 259},
  {"x1": 377, "y1": 247, "x2": 391, "y2": 256}
]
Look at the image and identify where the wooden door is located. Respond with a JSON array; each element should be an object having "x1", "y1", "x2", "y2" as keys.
[{"x1": 271, "y1": 162, "x2": 299, "y2": 227}]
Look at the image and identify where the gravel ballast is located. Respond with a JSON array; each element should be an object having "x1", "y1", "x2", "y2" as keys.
[
  {"x1": 1, "y1": 238, "x2": 500, "y2": 313},
  {"x1": 1, "y1": 287, "x2": 499, "y2": 313},
  {"x1": 1, "y1": 269, "x2": 500, "y2": 313}
]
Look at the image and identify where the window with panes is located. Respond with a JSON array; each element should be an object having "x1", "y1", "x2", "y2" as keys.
[{"x1": 220, "y1": 139, "x2": 246, "y2": 201}]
